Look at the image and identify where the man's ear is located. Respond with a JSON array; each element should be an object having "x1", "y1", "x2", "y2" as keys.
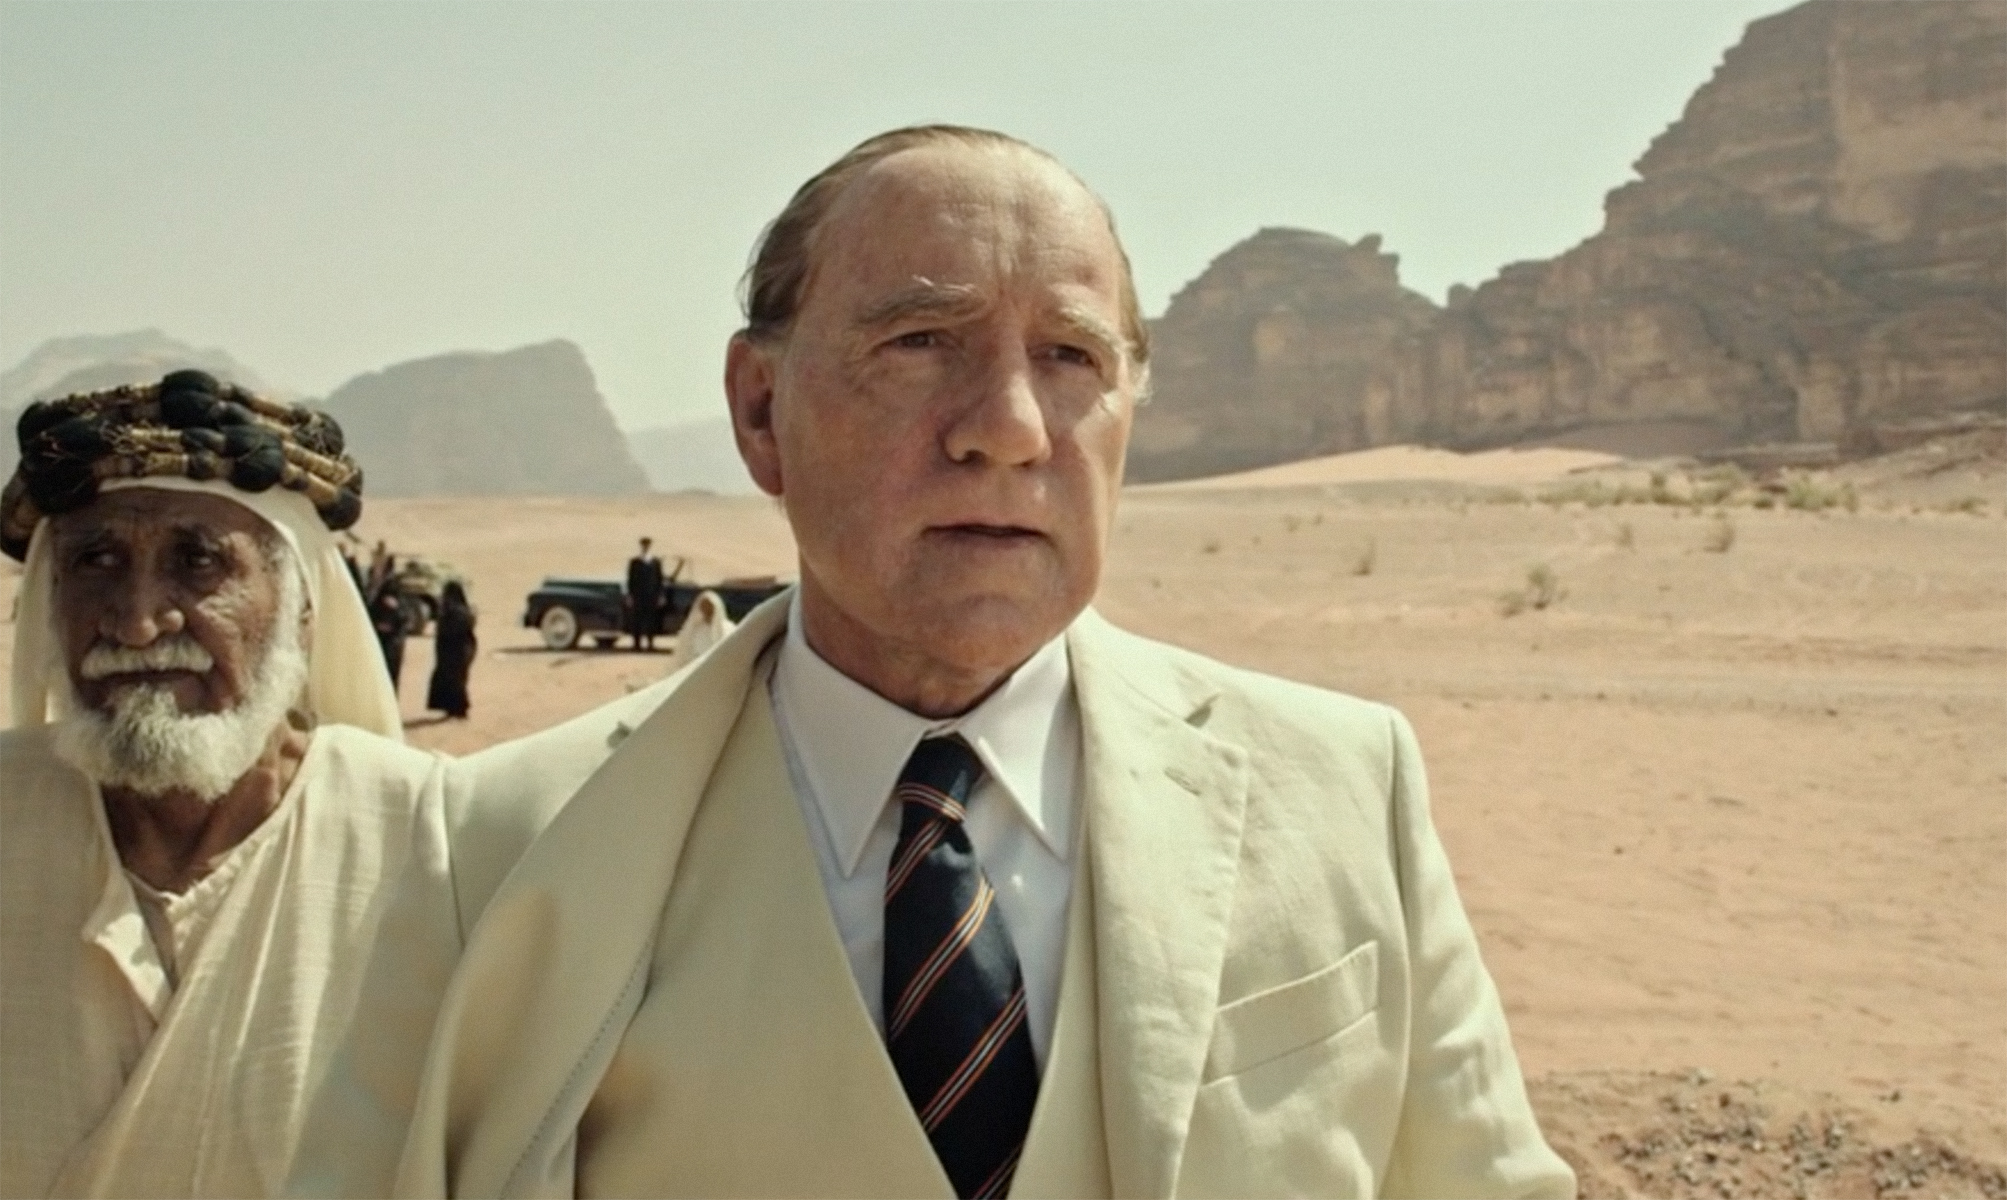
[{"x1": 725, "y1": 334, "x2": 785, "y2": 498}]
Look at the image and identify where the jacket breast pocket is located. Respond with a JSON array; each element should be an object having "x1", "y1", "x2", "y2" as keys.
[{"x1": 1203, "y1": 940, "x2": 1379, "y2": 1083}]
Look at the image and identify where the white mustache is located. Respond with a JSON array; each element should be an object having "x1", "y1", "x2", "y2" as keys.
[{"x1": 79, "y1": 636, "x2": 215, "y2": 680}]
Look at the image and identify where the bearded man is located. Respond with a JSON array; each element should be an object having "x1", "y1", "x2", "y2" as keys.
[
  {"x1": 0, "y1": 373, "x2": 583, "y2": 1197},
  {"x1": 391, "y1": 127, "x2": 1572, "y2": 1199}
]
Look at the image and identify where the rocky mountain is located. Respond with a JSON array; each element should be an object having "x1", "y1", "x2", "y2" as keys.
[
  {"x1": 627, "y1": 416, "x2": 760, "y2": 495},
  {"x1": 318, "y1": 340, "x2": 649, "y2": 497},
  {"x1": 1129, "y1": 0, "x2": 2007, "y2": 481}
]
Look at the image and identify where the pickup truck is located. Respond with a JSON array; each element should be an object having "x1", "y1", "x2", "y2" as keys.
[{"x1": 521, "y1": 569, "x2": 789, "y2": 650}]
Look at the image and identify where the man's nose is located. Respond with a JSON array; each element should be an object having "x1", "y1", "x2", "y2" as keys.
[
  {"x1": 943, "y1": 347, "x2": 1052, "y2": 468},
  {"x1": 103, "y1": 576, "x2": 186, "y2": 647}
]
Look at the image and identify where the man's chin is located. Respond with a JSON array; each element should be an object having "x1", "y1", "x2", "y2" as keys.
[
  {"x1": 897, "y1": 593, "x2": 1076, "y2": 672},
  {"x1": 50, "y1": 684, "x2": 273, "y2": 803}
]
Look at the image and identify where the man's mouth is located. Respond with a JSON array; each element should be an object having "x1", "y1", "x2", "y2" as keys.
[{"x1": 941, "y1": 523, "x2": 1039, "y2": 538}]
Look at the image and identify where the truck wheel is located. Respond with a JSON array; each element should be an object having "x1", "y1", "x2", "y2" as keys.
[
  {"x1": 538, "y1": 605, "x2": 580, "y2": 650},
  {"x1": 404, "y1": 594, "x2": 436, "y2": 638}
]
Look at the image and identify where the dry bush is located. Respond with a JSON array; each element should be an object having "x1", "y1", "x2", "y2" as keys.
[
  {"x1": 1350, "y1": 538, "x2": 1377, "y2": 577},
  {"x1": 1615, "y1": 521, "x2": 1636, "y2": 550},
  {"x1": 1703, "y1": 514, "x2": 1737, "y2": 553},
  {"x1": 1499, "y1": 563, "x2": 1565, "y2": 616}
]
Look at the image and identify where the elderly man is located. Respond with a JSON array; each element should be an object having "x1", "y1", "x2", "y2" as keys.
[
  {"x1": 0, "y1": 373, "x2": 589, "y2": 1197},
  {"x1": 393, "y1": 127, "x2": 1574, "y2": 1199}
]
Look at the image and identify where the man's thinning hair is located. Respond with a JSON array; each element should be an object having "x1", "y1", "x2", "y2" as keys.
[{"x1": 737, "y1": 125, "x2": 1152, "y2": 375}]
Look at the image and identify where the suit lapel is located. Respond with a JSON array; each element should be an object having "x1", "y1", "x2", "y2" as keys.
[{"x1": 1066, "y1": 613, "x2": 1250, "y2": 1199}]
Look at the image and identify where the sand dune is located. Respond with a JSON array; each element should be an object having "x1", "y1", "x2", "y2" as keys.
[{"x1": 1143, "y1": 443, "x2": 1625, "y2": 490}]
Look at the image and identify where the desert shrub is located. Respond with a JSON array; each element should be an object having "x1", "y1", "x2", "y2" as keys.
[
  {"x1": 1784, "y1": 471, "x2": 1844, "y2": 511},
  {"x1": 1689, "y1": 464, "x2": 1748, "y2": 508},
  {"x1": 1201, "y1": 537, "x2": 1221, "y2": 554},
  {"x1": 1615, "y1": 521, "x2": 1635, "y2": 550},
  {"x1": 1351, "y1": 538, "x2": 1377, "y2": 577},
  {"x1": 1283, "y1": 514, "x2": 1301, "y2": 533},
  {"x1": 1525, "y1": 563, "x2": 1563, "y2": 608},
  {"x1": 1498, "y1": 563, "x2": 1564, "y2": 616},
  {"x1": 1703, "y1": 514, "x2": 1736, "y2": 552}
]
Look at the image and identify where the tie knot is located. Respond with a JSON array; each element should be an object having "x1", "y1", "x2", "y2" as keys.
[{"x1": 896, "y1": 735, "x2": 985, "y2": 825}]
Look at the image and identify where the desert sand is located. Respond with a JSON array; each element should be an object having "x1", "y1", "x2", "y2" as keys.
[{"x1": 3, "y1": 444, "x2": 2001, "y2": 1198}]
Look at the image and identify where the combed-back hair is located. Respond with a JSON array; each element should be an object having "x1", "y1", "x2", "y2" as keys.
[{"x1": 736, "y1": 125, "x2": 1151, "y2": 373}]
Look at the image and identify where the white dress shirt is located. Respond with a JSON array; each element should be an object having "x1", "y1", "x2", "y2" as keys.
[{"x1": 768, "y1": 592, "x2": 1080, "y2": 1065}]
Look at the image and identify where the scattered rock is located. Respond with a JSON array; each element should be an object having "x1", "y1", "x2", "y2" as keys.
[{"x1": 1533, "y1": 1070, "x2": 2007, "y2": 1199}]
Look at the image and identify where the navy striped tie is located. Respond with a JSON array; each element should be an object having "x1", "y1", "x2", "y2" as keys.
[{"x1": 884, "y1": 735, "x2": 1040, "y2": 1200}]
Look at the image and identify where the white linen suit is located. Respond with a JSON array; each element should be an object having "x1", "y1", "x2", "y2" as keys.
[{"x1": 391, "y1": 594, "x2": 1573, "y2": 1198}]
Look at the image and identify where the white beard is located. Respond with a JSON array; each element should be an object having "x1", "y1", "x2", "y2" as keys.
[{"x1": 50, "y1": 571, "x2": 310, "y2": 803}]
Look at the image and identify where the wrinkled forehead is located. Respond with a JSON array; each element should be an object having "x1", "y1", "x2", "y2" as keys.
[
  {"x1": 807, "y1": 143, "x2": 1127, "y2": 304},
  {"x1": 48, "y1": 487, "x2": 277, "y2": 552}
]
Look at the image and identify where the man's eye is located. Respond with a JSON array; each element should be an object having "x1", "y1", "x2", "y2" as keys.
[
  {"x1": 1046, "y1": 344, "x2": 1099, "y2": 369},
  {"x1": 890, "y1": 330, "x2": 942, "y2": 350}
]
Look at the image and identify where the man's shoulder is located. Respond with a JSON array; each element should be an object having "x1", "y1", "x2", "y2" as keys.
[
  {"x1": 1075, "y1": 612, "x2": 1397, "y2": 745},
  {"x1": 443, "y1": 665, "x2": 689, "y2": 836},
  {"x1": 311, "y1": 723, "x2": 447, "y2": 781},
  {"x1": 456, "y1": 669, "x2": 684, "y2": 786}
]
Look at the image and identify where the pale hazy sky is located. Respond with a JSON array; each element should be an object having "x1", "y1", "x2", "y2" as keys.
[{"x1": 1, "y1": 0, "x2": 1786, "y2": 430}]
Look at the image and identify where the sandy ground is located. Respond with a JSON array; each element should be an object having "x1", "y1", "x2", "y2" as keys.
[{"x1": 3, "y1": 446, "x2": 2001, "y2": 1197}]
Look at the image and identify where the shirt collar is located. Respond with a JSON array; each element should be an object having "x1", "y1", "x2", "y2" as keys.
[{"x1": 771, "y1": 590, "x2": 1075, "y2": 878}]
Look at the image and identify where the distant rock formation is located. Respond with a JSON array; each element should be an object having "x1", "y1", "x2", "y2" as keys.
[
  {"x1": 1130, "y1": 229, "x2": 1439, "y2": 481},
  {"x1": 318, "y1": 340, "x2": 648, "y2": 497},
  {"x1": 627, "y1": 416, "x2": 760, "y2": 495},
  {"x1": 1129, "y1": 0, "x2": 2006, "y2": 481},
  {"x1": 0, "y1": 330, "x2": 278, "y2": 480},
  {"x1": 0, "y1": 330, "x2": 278, "y2": 411}
]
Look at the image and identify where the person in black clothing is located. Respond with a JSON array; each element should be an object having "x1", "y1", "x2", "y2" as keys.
[
  {"x1": 369, "y1": 557, "x2": 407, "y2": 690},
  {"x1": 426, "y1": 580, "x2": 477, "y2": 719},
  {"x1": 625, "y1": 537, "x2": 665, "y2": 651}
]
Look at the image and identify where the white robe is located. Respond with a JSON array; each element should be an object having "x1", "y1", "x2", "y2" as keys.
[{"x1": 0, "y1": 722, "x2": 539, "y2": 1199}]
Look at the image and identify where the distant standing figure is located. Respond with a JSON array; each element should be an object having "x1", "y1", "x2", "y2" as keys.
[
  {"x1": 370, "y1": 559, "x2": 407, "y2": 689},
  {"x1": 626, "y1": 537, "x2": 666, "y2": 651},
  {"x1": 664, "y1": 589, "x2": 735, "y2": 674},
  {"x1": 427, "y1": 580, "x2": 477, "y2": 719},
  {"x1": 366, "y1": 539, "x2": 391, "y2": 596}
]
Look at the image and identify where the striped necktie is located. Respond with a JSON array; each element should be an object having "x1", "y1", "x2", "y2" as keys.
[{"x1": 883, "y1": 735, "x2": 1040, "y2": 1200}]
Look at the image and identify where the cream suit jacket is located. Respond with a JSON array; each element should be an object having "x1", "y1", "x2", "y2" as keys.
[{"x1": 391, "y1": 595, "x2": 1574, "y2": 1199}]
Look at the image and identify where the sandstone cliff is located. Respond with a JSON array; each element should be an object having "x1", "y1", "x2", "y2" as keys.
[
  {"x1": 318, "y1": 340, "x2": 648, "y2": 497},
  {"x1": 1129, "y1": 0, "x2": 2006, "y2": 481}
]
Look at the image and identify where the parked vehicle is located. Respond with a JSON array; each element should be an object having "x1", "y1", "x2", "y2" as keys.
[
  {"x1": 387, "y1": 556, "x2": 466, "y2": 637},
  {"x1": 522, "y1": 566, "x2": 788, "y2": 650}
]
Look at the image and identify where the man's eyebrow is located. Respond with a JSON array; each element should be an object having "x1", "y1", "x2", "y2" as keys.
[
  {"x1": 852, "y1": 280, "x2": 986, "y2": 330},
  {"x1": 169, "y1": 524, "x2": 232, "y2": 550},
  {"x1": 1052, "y1": 303, "x2": 1127, "y2": 360}
]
